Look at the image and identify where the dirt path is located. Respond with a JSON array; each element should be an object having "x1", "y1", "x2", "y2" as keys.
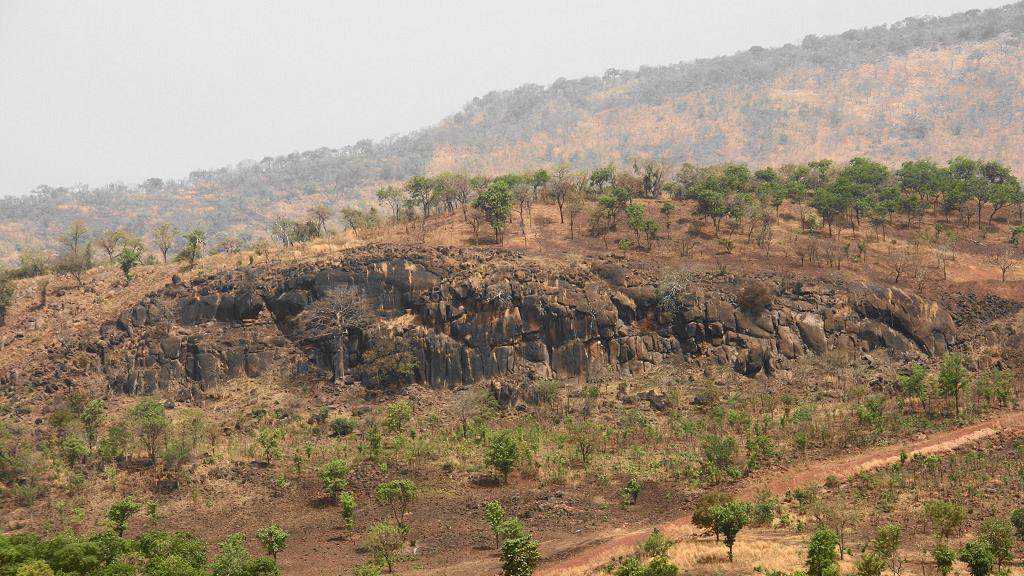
[{"x1": 448, "y1": 410, "x2": 1024, "y2": 576}]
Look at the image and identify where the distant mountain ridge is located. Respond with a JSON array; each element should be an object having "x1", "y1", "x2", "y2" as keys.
[{"x1": 2, "y1": 2, "x2": 1024, "y2": 262}]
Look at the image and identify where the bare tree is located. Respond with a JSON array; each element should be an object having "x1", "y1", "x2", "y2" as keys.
[
  {"x1": 990, "y1": 250, "x2": 1018, "y2": 282},
  {"x1": 309, "y1": 204, "x2": 333, "y2": 236},
  {"x1": 296, "y1": 289, "x2": 374, "y2": 383},
  {"x1": 154, "y1": 223, "x2": 177, "y2": 264}
]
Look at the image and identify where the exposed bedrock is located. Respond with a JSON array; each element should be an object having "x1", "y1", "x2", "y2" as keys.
[{"x1": 32, "y1": 246, "x2": 958, "y2": 396}]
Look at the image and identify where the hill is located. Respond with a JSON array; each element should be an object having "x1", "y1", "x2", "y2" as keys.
[{"x1": 3, "y1": 3, "x2": 1024, "y2": 263}]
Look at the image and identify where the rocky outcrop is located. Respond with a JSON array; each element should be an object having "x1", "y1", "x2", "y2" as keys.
[{"x1": 24, "y1": 245, "x2": 960, "y2": 396}]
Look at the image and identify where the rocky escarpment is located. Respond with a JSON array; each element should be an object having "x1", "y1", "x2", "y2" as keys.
[{"x1": 21, "y1": 245, "x2": 958, "y2": 398}]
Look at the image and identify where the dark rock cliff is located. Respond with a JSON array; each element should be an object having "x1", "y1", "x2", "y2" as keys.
[{"x1": 25, "y1": 246, "x2": 958, "y2": 398}]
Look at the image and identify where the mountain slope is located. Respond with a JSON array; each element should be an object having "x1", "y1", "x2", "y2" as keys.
[{"x1": 2, "y1": 2, "x2": 1024, "y2": 261}]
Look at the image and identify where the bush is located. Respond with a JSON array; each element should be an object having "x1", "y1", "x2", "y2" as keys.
[
  {"x1": 375, "y1": 480, "x2": 417, "y2": 529},
  {"x1": 329, "y1": 418, "x2": 355, "y2": 438},
  {"x1": 958, "y1": 541, "x2": 995, "y2": 576},
  {"x1": 339, "y1": 492, "x2": 356, "y2": 531},
  {"x1": 384, "y1": 400, "x2": 412, "y2": 433},
  {"x1": 107, "y1": 497, "x2": 142, "y2": 536},
  {"x1": 318, "y1": 459, "x2": 350, "y2": 501},
  {"x1": 486, "y1": 432, "x2": 520, "y2": 484},
  {"x1": 501, "y1": 531, "x2": 540, "y2": 576},
  {"x1": 255, "y1": 526, "x2": 288, "y2": 560}
]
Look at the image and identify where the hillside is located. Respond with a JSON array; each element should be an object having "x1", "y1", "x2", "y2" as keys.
[
  {"x1": 2, "y1": 179, "x2": 1024, "y2": 574},
  {"x1": 3, "y1": 3, "x2": 1024, "y2": 263}
]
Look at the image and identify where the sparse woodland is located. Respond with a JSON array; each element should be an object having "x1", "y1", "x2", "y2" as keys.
[{"x1": 4, "y1": 4, "x2": 1024, "y2": 576}]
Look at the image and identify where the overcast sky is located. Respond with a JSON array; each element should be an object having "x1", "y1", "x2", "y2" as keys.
[{"x1": 0, "y1": 1, "x2": 1012, "y2": 196}]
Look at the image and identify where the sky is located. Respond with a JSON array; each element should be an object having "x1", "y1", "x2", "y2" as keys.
[{"x1": 0, "y1": 0, "x2": 1013, "y2": 196}]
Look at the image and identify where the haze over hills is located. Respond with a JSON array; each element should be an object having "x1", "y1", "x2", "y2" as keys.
[{"x1": 2, "y1": 1, "x2": 1024, "y2": 262}]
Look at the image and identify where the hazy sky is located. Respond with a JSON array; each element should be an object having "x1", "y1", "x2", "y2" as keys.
[{"x1": 0, "y1": 1, "x2": 1012, "y2": 196}]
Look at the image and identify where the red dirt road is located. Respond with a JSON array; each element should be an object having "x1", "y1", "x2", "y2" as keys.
[{"x1": 428, "y1": 410, "x2": 1024, "y2": 576}]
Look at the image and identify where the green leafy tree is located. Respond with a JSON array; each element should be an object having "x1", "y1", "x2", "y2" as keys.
[
  {"x1": 366, "y1": 522, "x2": 404, "y2": 573},
  {"x1": 59, "y1": 435, "x2": 88, "y2": 467},
  {"x1": 80, "y1": 399, "x2": 104, "y2": 452},
  {"x1": 175, "y1": 228, "x2": 207, "y2": 269},
  {"x1": 959, "y1": 541, "x2": 995, "y2": 576},
  {"x1": 115, "y1": 244, "x2": 143, "y2": 285},
  {"x1": 375, "y1": 479, "x2": 417, "y2": 529},
  {"x1": 937, "y1": 352, "x2": 968, "y2": 417},
  {"x1": 622, "y1": 478, "x2": 641, "y2": 506},
  {"x1": 107, "y1": 496, "x2": 142, "y2": 536},
  {"x1": 642, "y1": 528, "x2": 672, "y2": 559},
  {"x1": 1011, "y1": 508, "x2": 1024, "y2": 540},
  {"x1": 485, "y1": 501, "x2": 506, "y2": 549},
  {"x1": 855, "y1": 552, "x2": 886, "y2": 576},
  {"x1": 473, "y1": 177, "x2": 516, "y2": 243},
  {"x1": 384, "y1": 399, "x2": 412, "y2": 433},
  {"x1": 933, "y1": 543, "x2": 956, "y2": 576},
  {"x1": 806, "y1": 526, "x2": 840, "y2": 576},
  {"x1": 256, "y1": 427, "x2": 284, "y2": 464},
  {"x1": 486, "y1": 431, "x2": 520, "y2": 483},
  {"x1": 211, "y1": 532, "x2": 280, "y2": 576},
  {"x1": 873, "y1": 524, "x2": 901, "y2": 575},
  {"x1": 501, "y1": 530, "x2": 540, "y2": 576},
  {"x1": 318, "y1": 458, "x2": 350, "y2": 501},
  {"x1": 693, "y1": 493, "x2": 733, "y2": 541},
  {"x1": 978, "y1": 519, "x2": 1014, "y2": 570},
  {"x1": 255, "y1": 526, "x2": 288, "y2": 561},
  {"x1": 339, "y1": 491, "x2": 356, "y2": 531},
  {"x1": 924, "y1": 500, "x2": 965, "y2": 538},
  {"x1": 709, "y1": 500, "x2": 751, "y2": 561},
  {"x1": 130, "y1": 400, "x2": 169, "y2": 464}
]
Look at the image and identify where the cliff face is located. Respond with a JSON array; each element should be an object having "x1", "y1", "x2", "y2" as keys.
[{"x1": 19, "y1": 246, "x2": 958, "y2": 399}]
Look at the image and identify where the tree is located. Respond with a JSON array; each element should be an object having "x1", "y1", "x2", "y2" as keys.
[
  {"x1": 107, "y1": 496, "x2": 142, "y2": 536},
  {"x1": 933, "y1": 543, "x2": 956, "y2": 576},
  {"x1": 80, "y1": 399, "x2": 104, "y2": 452},
  {"x1": 693, "y1": 493, "x2": 733, "y2": 540},
  {"x1": 855, "y1": 553, "x2": 886, "y2": 576},
  {"x1": 924, "y1": 500, "x2": 965, "y2": 538},
  {"x1": 175, "y1": 228, "x2": 207, "y2": 269},
  {"x1": 709, "y1": 500, "x2": 751, "y2": 561},
  {"x1": 485, "y1": 501, "x2": 506, "y2": 549},
  {"x1": 256, "y1": 427, "x2": 284, "y2": 464},
  {"x1": 296, "y1": 288, "x2": 373, "y2": 383},
  {"x1": 1011, "y1": 508, "x2": 1024, "y2": 540},
  {"x1": 376, "y1": 480, "x2": 417, "y2": 529},
  {"x1": 96, "y1": 229, "x2": 126, "y2": 263},
  {"x1": 937, "y1": 353, "x2": 968, "y2": 417},
  {"x1": 130, "y1": 400, "x2": 169, "y2": 464},
  {"x1": 115, "y1": 244, "x2": 143, "y2": 285},
  {"x1": 989, "y1": 250, "x2": 1017, "y2": 282},
  {"x1": 978, "y1": 519, "x2": 1014, "y2": 570},
  {"x1": 255, "y1": 526, "x2": 288, "y2": 561},
  {"x1": 959, "y1": 541, "x2": 995, "y2": 576},
  {"x1": 154, "y1": 223, "x2": 177, "y2": 264},
  {"x1": 211, "y1": 532, "x2": 279, "y2": 576},
  {"x1": 486, "y1": 432, "x2": 519, "y2": 483},
  {"x1": 474, "y1": 177, "x2": 515, "y2": 244},
  {"x1": 376, "y1": 186, "x2": 406, "y2": 222},
  {"x1": 659, "y1": 202, "x2": 675, "y2": 229},
  {"x1": 339, "y1": 491, "x2": 356, "y2": 531},
  {"x1": 567, "y1": 419, "x2": 602, "y2": 468},
  {"x1": 384, "y1": 399, "x2": 412, "y2": 433},
  {"x1": 308, "y1": 204, "x2": 332, "y2": 236},
  {"x1": 405, "y1": 175, "x2": 435, "y2": 223},
  {"x1": 319, "y1": 459, "x2": 350, "y2": 501},
  {"x1": 0, "y1": 274, "x2": 14, "y2": 327},
  {"x1": 56, "y1": 221, "x2": 93, "y2": 285},
  {"x1": 873, "y1": 524, "x2": 901, "y2": 575},
  {"x1": 806, "y1": 526, "x2": 840, "y2": 576},
  {"x1": 501, "y1": 530, "x2": 540, "y2": 576},
  {"x1": 366, "y1": 522, "x2": 404, "y2": 573}
]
